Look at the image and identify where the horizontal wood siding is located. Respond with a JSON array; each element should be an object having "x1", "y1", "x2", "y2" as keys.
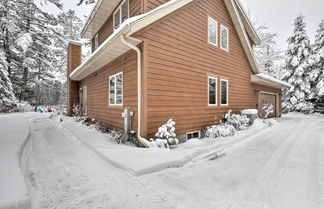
[
  {"x1": 91, "y1": 0, "x2": 143, "y2": 52},
  {"x1": 79, "y1": 50, "x2": 138, "y2": 131},
  {"x1": 145, "y1": 0, "x2": 170, "y2": 12},
  {"x1": 137, "y1": 0, "x2": 281, "y2": 138}
]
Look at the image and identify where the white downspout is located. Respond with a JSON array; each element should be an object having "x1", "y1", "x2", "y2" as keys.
[{"x1": 121, "y1": 35, "x2": 150, "y2": 148}]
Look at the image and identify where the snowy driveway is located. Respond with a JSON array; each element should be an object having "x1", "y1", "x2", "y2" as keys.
[
  {"x1": 142, "y1": 114, "x2": 324, "y2": 209},
  {"x1": 6, "y1": 113, "x2": 324, "y2": 209},
  {"x1": 21, "y1": 116, "x2": 176, "y2": 209}
]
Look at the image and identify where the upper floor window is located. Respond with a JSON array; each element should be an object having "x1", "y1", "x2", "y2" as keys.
[
  {"x1": 113, "y1": 0, "x2": 129, "y2": 30},
  {"x1": 220, "y1": 79, "x2": 229, "y2": 106},
  {"x1": 94, "y1": 33, "x2": 99, "y2": 50},
  {"x1": 109, "y1": 72, "x2": 123, "y2": 106},
  {"x1": 220, "y1": 25, "x2": 229, "y2": 51},
  {"x1": 208, "y1": 17, "x2": 218, "y2": 46},
  {"x1": 208, "y1": 76, "x2": 217, "y2": 106}
]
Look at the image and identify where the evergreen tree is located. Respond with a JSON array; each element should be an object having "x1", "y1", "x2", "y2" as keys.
[
  {"x1": 282, "y1": 15, "x2": 314, "y2": 113},
  {"x1": 309, "y1": 19, "x2": 324, "y2": 98},
  {"x1": 77, "y1": 0, "x2": 95, "y2": 6},
  {"x1": 254, "y1": 24, "x2": 283, "y2": 78},
  {"x1": 0, "y1": 50, "x2": 17, "y2": 112}
]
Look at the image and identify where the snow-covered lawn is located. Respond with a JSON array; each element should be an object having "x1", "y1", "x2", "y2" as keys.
[{"x1": 1, "y1": 112, "x2": 324, "y2": 209}]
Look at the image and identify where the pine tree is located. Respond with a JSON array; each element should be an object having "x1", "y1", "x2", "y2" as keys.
[
  {"x1": 0, "y1": 50, "x2": 17, "y2": 112},
  {"x1": 254, "y1": 24, "x2": 283, "y2": 78},
  {"x1": 309, "y1": 19, "x2": 324, "y2": 98},
  {"x1": 282, "y1": 15, "x2": 314, "y2": 113},
  {"x1": 77, "y1": 0, "x2": 95, "y2": 6}
]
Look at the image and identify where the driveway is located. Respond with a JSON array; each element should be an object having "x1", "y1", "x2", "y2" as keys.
[
  {"x1": 141, "y1": 114, "x2": 324, "y2": 209},
  {"x1": 3, "y1": 113, "x2": 324, "y2": 209}
]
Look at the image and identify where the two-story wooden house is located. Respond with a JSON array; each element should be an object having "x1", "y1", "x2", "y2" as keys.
[{"x1": 67, "y1": 0, "x2": 290, "y2": 145}]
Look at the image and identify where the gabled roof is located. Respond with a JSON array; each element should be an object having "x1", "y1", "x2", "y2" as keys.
[{"x1": 71, "y1": 0, "x2": 292, "y2": 90}]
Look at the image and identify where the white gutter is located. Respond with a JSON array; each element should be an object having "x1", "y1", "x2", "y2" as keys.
[{"x1": 120, "y1": 35, "x2": 150, "y2": 148}]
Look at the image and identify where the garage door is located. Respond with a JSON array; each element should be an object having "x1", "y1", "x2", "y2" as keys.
[{"x1": 258, "y1": 92, "x2": 277, "y2": 118}]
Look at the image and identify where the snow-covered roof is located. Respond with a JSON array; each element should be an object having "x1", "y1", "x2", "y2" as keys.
[
  {"x1": 251, "y1": 73, "x2": 291, "y2": 89},
  {"x1": 71, "y1": 0, "x2": 194, "y2": 80},
  {"x1": 72, "y1": 0, "x2": 262, "y2": 81}
]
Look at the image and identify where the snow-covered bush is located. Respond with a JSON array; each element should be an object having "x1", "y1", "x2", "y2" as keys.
[
  {"x1": 224, "y1": 110, "x2": 250, "y2": 130},
  {"x1": 13, "y1": 102, "x2": 34, "y2": 112},
  {"x1": 205, "y1": 110, "x2": 250, "y2": 139},
  {"x1": 152, "y1": 119, "x2": 179, "y2": 148},
  {"x1": 205, "y1": 123, "x2": 236, "y2": 138},
  {"x1": 72, "y1": 103, "x2": 82, "y2": 117}
]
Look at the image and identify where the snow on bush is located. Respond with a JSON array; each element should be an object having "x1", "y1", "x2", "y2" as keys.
[
  {"x1": 151, "y1": 119, "x2": 179, "y2": 148},
  {"x1": 224, "y1": 110, "x2": 250, "y2": 131},
  {"x1": 205, "y1": 123, "x2": 236, "y2": 138},
  {"x1": 12, "y1": 102, "x2": 34, "y2": 112},
  {"x1": 205, "y1": 110, "x2": 250, "y2": 139}
]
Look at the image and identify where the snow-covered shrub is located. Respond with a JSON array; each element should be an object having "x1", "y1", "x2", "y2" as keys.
[
  {"x1": 205, "y1": 123, "x2": 236, "y2": 138},
  {"x1": 13, "y1": 102, "x2": 34, "y2": 112},
  {"x1": 152, "y1": 119, "x2": 179, "y2": 148},
  {"x1": 224, "y1": 110, "x2": 250, "y2": 130},
  {"x1": 72, "y1": 103, "x2": 82, "y2": 117}
]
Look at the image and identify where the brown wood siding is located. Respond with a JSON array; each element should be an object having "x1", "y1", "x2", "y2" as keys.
[
  {"x1": 91, "y1": 0, "x2": 143, "y2": 52},
  {"x1": 136, "y1": 0, "x2": 282, "y2": 138},
  {"x1": 145, "y1": 0, "x2": 170, "y2": 12},
  {"x1": 79, "y1": 49, "x2": 139, "y2": 131}
]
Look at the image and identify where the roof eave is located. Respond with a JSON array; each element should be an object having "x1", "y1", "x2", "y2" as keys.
[{"x1": 251, "y1": 74, "x2": 291, "y2": 89}]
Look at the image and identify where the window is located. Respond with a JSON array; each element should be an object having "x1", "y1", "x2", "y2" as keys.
[
  {"x1": 187, "y1": 131, "x2": 200, "y2": 140},
  {"x1": 109, "y1": 72, "x2": 123, "y2": 106},
  {"x1": 208, "y1": 76, "x2": 217, "y2": 106},
  {"x1": 220, "y1": 79, "x2": 229, "y2": 106},
  {"x1": 220, "y1": 25, "x2": 229, "y2": 51},
  {"x1": 208, "y1": 17, "x2": 218, "y2": 46},
  {"x1": 94, "y1": 34, "x2": 99, "y2": 50},
  {"x1": 113, "y1": 0, "x2": 129, "y2": 30}
]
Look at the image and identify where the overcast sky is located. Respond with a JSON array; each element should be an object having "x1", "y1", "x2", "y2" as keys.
[{"x1": 40, "y1": 0, "x2": 324, "y2": 50}]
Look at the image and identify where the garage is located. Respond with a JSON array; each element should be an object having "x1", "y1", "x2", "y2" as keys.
[{"x1": 258, "y1": 92, "x2": 279, "y2": 118}]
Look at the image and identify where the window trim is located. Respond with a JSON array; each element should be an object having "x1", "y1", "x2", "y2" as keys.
[
  {"x1": 208, "y1": 76, "x2": 218, "y2": 106},
  {"x1": 220, "y1": 25, "x2": 229, "y2": 51},
  {"x1": 220, "y1": 78, "x2": 229, "y2": 106},
  {"x1": 113, "y1": 0, "x2": 129, "y2": 31},
  {"x1": 207, "y1": 16, "x2": 218, "y2": 46},
  {"x1": 94, "y1": 33, "x2": 99, "y2": 50},
  {"x1": 109, "y1": 72, "x2": 123, "y2": 107},
  {"x1": 186, "y1": 131, "x2": 201, "y2": 140}
]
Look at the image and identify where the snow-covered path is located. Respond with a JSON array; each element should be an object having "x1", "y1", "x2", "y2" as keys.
[
  {"x1": 141, "y1": 114, "x2": 324, "y2": 209},
  {"x1": 22, "y1": 116, "x2": 176, "y2": 209}
]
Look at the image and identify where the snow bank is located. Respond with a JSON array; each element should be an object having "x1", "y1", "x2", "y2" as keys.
[
  {"x1": 0, "y1": 113, "x2": 38, "y2": 209},
  {"x1": 60, "y1": 116, "x2": 274, "y2": 176}
]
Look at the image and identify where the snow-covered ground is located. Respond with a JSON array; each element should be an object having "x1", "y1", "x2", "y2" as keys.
[
  {"x1": 0, "y1": 112, "x2": 38, "y2": 209},
  {"x1": 1, "y1": 112, "x2": 324, "y2": 209}
]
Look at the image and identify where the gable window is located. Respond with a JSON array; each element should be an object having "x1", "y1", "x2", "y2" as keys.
[
  {"x1": 208, "y1": 76, "x2": 217, "y2": 106},
  {"x1": 220, "y1": 79, "x2": 229, "y2": 106},
  {"x1": 208, "y1": 17, "x2": 218, "y2": 46},
  {"x1": 113, "y1": 0, "x2": 129, "y2": 30},
  {"x1": 109, "y1": 72, "x2": 123, "y2": 106},
  {"x1": 94, "y1": 33, "x2": 99, "y2": 50},
  {"x1": 220, "y1": 25, "x2": 229, "y2": 51}
]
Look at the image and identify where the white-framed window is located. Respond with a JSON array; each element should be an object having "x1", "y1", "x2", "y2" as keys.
[
  {"x1": 94, "y1": 33, "x2": 99, "y2": 50},
  {"x1": 220, "y1": 25, "x2": 229, "y2": 51},
  {"x1": 208, "y1": 17, "x2": 218, "y2": 46},
  {"x1": 113, "y1": 0, "x2": 129, "y2": 30},
  {"x1": 109, "y1": 72, "x2": 123, "y2": 106},
  {"x1": 187, "y1": 131, "x2": 201, "y2": 140},
  {"x1": 220, "y1": 79, "x2": 229, "y2": 106},
  {"x1": 208, "y1": 76, "x2": 217, "y2": 106}
]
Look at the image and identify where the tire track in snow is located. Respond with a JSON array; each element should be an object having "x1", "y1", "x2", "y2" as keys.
[
  {"x1": 228, "y1": 121, "x2": 306, "y2": 209},
  {"x1": 305, "y1": 124, "x2": 323, "y2": 209},
  {"x1": 24, "y1": 117, "x2": 180, "y2": 209}
]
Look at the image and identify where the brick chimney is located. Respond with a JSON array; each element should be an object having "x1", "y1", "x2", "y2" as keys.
[{"x1": 67, "y1": 41, "x2": 82, "y2": 116}]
